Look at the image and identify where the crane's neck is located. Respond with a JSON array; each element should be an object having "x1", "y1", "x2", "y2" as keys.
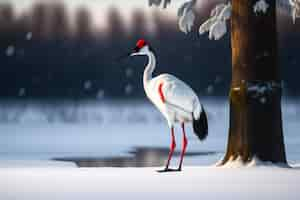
[{"x1": 143, "y1": 51, "x2": 156, "y2": 88}]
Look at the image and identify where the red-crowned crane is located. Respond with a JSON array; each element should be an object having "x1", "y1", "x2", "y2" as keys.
[{"x1": 128, "y1": 39, "x2": 208, "y2": 172}]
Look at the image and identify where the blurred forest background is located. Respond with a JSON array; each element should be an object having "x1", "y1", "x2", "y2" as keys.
[{"x1": 0, "y1": 0, "x2": 299, "y2": 100}]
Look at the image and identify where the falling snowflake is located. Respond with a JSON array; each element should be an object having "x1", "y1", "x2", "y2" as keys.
[
  {"x1": 18, "y1": 88, "x2": 26, "y2": 97},
  {"x1": 96, "y1": 89, "x2": 105, "y2": 99},
  {"x1": 84, "y1": 80, "x2": 92, "y2": 90},
  {"x1": 125, "y1": 84, "x2": 133, "y2": 95},
  {"x1": 26, "y1": 32, "x2": 33, "y2": 40},
  {"x1": 214, "y1": 75, "x2": 223, "y2": 84},
  {"x1": 206, "y1": 85, "x2": 214, "y2": 95},
  {"x1": 125, "y1": 68, "x2": 133, "y2": 78},
  {"x1": 260, "y1": 97, "x2": 267, "y2": 104},
  {"x1": 6, "y1": 45, "x2": 15, "y2": 57}
]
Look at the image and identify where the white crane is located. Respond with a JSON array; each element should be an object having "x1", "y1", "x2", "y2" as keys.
[{"x1": 128, "y1": 39, "x2": 208, "y2": 172}]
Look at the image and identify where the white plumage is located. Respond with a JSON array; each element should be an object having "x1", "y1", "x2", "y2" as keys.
[
  {"x1": 146, "y1": 73, "x2": 202, "y2": 127},
  {"x1": 129, "y1": 39, "x2": 208, "y2": 172}
]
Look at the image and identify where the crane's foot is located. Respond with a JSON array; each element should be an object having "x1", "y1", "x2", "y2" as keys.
[{"x1": 156, "y1": 168, "x2": 181, "y2": 173}]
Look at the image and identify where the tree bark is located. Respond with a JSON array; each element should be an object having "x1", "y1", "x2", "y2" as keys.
[{"x1": 221, "y1": 0, "x2": 287, "y2": 164}]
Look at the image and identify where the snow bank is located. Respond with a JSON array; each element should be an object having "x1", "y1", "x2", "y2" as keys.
[
  {"x1": 219, "y1": 156, "x2": 290, "y2": 168},
  {"x1": 1, "y1": 166, "x2": 299, "y2": 200},
  {"x1": 0, "y1": 99, "x2": 228, "y2": 124},
  {"x1": 0, "y1": 160, "x2": 76, "y2": 168}
]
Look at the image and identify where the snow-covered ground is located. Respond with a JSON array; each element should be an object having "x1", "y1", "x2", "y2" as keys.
[
  {"x1": 0, "y1": 98, "x2": 300, "y2": 199},
  {"x1": 1, "y1": 166, "x2": 300, "y2": 200}
]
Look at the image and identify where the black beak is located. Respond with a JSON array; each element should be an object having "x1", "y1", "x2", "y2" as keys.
[
  {"x1": 133, "y1": 46, "x2": 139, "y2": 53},
  {"x1": 116, "y1": 47, "x2": 139, "y2": 62},
  {"x1": 116, "y1": 52, "x2": 131, "y2": 62}
]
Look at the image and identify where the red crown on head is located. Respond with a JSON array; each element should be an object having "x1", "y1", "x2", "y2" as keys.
[{"x1": 136, "y1": 39, "x2": 147, "y2": 49}]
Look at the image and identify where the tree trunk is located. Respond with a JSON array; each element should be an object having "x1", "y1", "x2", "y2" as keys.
[{"x1": 221, "y1": 0, "x2": 287, "y2": 164}]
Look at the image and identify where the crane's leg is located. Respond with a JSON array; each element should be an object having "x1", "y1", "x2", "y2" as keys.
[
  {"x1": 178, "y1": 123, "x2": 188, "y2": 171},
  {"x1": 157, "y1": 127, "x2": 176, "y2": 172}
]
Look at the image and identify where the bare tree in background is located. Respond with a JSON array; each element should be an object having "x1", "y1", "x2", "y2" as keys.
[
  {"x1": 0, "y1": 4, "x2": 15, "y2": 36},
  {"x1": 106, "y1": 7, "x2": 127, "y2": 43},
  {"x1": 49, "y1": 3, "x2": 70, "y2": 40},
  {"x1": 75, "y1": 7, "x2": 93, "y2": 40},
  {"x1": 30, "y1": 3, "x2": 49, "y2": 39},
  {"x1": 131, "y1": 10, "x2": 149, "y2": 41}
]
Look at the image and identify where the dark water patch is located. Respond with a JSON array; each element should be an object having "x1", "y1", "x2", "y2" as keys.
[{"x1": 53, "y1": 146, "x2": 218, "y2": 167}]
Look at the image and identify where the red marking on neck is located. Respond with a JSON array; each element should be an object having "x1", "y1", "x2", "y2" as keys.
[
  {"x1": 158, "y1": 83, "x2": 166, "y2": 103},
  {"x1": 136, "y1": 39, "x2": 147, "y2": 49}
]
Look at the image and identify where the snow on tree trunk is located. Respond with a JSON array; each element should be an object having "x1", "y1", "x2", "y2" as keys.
[{"x1": 220, "y1": 0, "x2": 287, "y2": 165}]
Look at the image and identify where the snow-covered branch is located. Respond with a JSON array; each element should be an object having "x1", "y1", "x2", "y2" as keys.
[
  {"x1": 199, "y1": 2, "x2": 231, "y2": 40},
  {"x1": 289, "y1": 0, "x2": 300, "y2": 23},
  {"x1": 177, "y1": 0, "x2": 196, "y2": 34},
  {"x1": 247, "y1": 81, "x2": 282, "y2": 104},
  {"x1": 149, "y1": 0, "x2": 197, "y2": 33},
  {"x1": 278, "y1": 0, "x2": 300, "y2": 23},
  {"x1": 149, "y1": 0, "x2": 171, "y2": 9},
  {"x1": 148, "y1": 0, "x2": 298, "y2": 37}
]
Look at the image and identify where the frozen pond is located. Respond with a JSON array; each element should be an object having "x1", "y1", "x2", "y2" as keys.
[{"x1": 0, "y1": 98, "x2": 299, "y2": 167}]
